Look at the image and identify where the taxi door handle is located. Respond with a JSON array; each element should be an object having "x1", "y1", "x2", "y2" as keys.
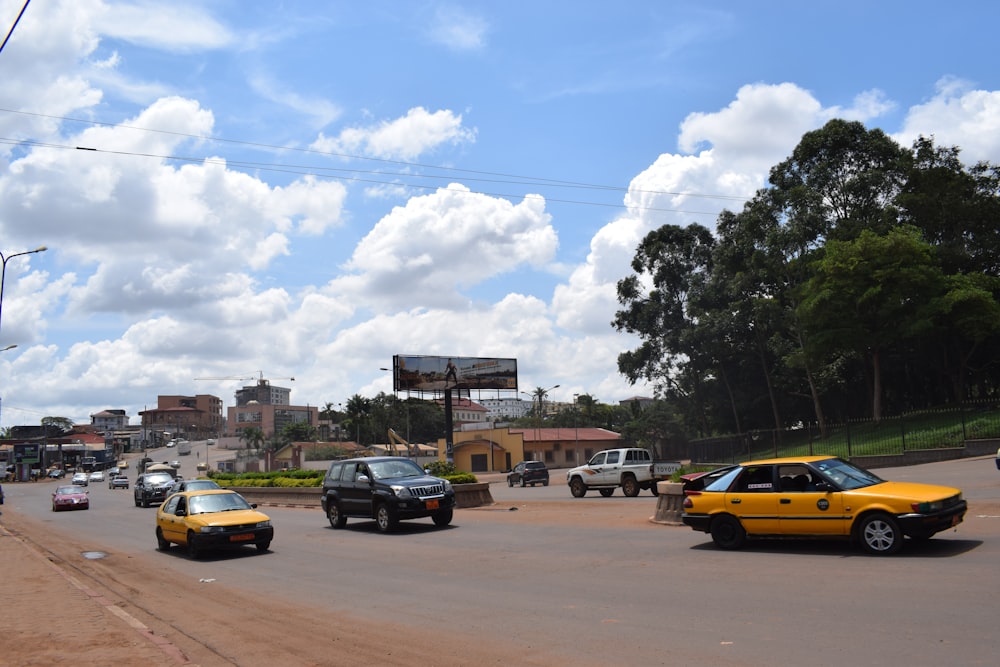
[
  {"x1": 780, "y1": 498, "x2": 791, "y2": 504},
  {"x1": 730, "y1": 498, "x2": 741, "y2": 504}
]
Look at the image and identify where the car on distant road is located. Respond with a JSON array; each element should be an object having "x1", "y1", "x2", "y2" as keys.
[
  {"x1": 134, "y1": 472, "x2": 176, "y2": 508},
  {"x1": 168, "y1": 478, "x2": 221, "y2": 496},
  {"x1": 681, "y1": 456, "x2": 967, "y2": 555},
  {"x1": 109, "y1": 474, "x2": 130, "y2": 490},
  {"x1": 47, "y1": 468, "x2": 65, "y2": 479},
  {"x1": 155, "y1": 489, "x2": 273, "y2": 558},
  {"x1": 88, "y1": 470, "x2": 105, "y2": 483},
  {"x1": 71, "y1": 472, "x2": 89, "y2": 487},
  {"x1": 321, "y1": 456, "x2": 456, "y2": 533},
  {"x1": 52, "y1": 485, "x2": 90, "y2": 511},
  {"x1": 506, "y1": 461, "x2": 550, "y2": 487}
]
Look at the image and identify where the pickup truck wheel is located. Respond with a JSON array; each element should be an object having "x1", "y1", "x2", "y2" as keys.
[
  {"x1": 375, "y1": 503, "x2": 399, "y2": 533},
  {"x1": 569, "y1": 477, "x2": 587, "y2": 498},
  {"x1": 599, "y1": 488, "x2": 614, "y2": 497},
  {"x1": 649, "y1": 483, "x2": 659, "y2": 496},
  {"x1": 622, "y1": 475, "x2": 640, "y2": 497},
  {"x1": 327, "y1": 502, "x2": 347, "y2": 529},
  {"x1": 710, "y1": 515, "x2": 747, "y2": 550}
]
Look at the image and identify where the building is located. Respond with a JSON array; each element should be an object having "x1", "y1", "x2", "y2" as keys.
[
  {"x1": 90, "y1": 409, "x2": 130, "y2": 430},
  {"x1": 434, "y1": 396, "x2": 489, "y2": 427},
  {"x1": 226, "y1": 378, "x2": 317, "y2": 437},
  {"x1": 139, "y1": 394, "x2": 224, "y2": 446},
  {"x1": 440, "y1": 426, "x2": 622, "y2": 473},
  {"x1": 476, "y1": 397, "x2": 532, "y2": 421}
]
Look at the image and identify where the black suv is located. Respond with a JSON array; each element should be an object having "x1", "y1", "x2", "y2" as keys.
[
  {"x1": 133, "y1": 472, "x2": 176, "y2": 507},
  {"x1": 507, "y1": 460, "x2": 549, "y2": 487},
  {"x1": 321, "y1": 457, "x2": 456, "y2": 533}
]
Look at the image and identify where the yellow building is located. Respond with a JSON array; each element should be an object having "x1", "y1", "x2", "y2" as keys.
[{"x1": 440, "y1": 426, "x2": 622, "y2": 473}]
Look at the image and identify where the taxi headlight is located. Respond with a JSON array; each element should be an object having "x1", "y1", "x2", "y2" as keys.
[
  {"x1": 199, "y1": 526, "x2": 227, "y2": 534},
  {"x1": 911, "y1": 500, "x2": 944, "y2": 512},
  {"x1": 256, "y1": 520, "x2": 271, "y2": 528}
]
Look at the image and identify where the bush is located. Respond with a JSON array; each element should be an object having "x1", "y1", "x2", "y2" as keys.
[
  {"x1": 208, "y1": 469, "x2": 324, "y2": 487},
  {"x1": 424, "y1": 461, "x2": 478, "y2": 484}
]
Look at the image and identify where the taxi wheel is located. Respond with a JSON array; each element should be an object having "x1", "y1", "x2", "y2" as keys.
[
  {"x1": 156, "y1": 528, "x2": 171, "y2": 551},
  {"x1": 857, "y1": 513, "x2": 902, "y2": 555},
  {"x1": 710, "y1": 515, "x2": 747, "y2": 550},
  {"x1": 256, "y1": 541, "x2": 270, "y2": 553},
  {"x1": 186, "y1": 531, "x2": 202, "y2": 559}
]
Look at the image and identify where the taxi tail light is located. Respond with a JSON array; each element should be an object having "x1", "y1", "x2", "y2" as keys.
[{"x1": 683, "y1": 496, "x2": 694, "y2": 509}]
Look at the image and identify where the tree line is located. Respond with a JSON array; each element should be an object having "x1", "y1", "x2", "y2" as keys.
[{"x1": 613, "y1": 119, "x2": 1000, "y2": 441}]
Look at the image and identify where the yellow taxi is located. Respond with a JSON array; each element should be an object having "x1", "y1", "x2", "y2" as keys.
[
  {"x1": 155, "y1": 489, "x2": 273, "y2": 558},
  {"x1": 681, "y1": 456, "x2": 966, "y2": 555}
]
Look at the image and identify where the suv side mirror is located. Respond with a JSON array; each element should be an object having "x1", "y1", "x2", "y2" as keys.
[{"x1": 357, "y1": 474, "x2": 370, "y2": 484}]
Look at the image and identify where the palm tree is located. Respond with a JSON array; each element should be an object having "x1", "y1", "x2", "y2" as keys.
[{"x1": 238, "y1": 426, "x2": 265, "y2": 455}]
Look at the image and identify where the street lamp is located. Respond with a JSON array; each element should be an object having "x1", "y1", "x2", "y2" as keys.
[{"x1": 0, "y1": 246, "x2": 48, "y2": 342}]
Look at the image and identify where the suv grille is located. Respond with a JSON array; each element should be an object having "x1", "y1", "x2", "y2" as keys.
[{"x1": 410, "y1": 483, "x2": 445, "y2": 498}]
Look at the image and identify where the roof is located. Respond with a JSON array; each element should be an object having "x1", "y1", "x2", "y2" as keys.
[
  {"x1": 741, "y1": 455, "x2": 841, "y2": 466},
  {"x1": 508, "y1": 427, "x2": 621, "y2": 443}
]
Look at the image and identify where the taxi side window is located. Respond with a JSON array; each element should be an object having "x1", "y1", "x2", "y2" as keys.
[{"x1": 737, "y1": 466, "x2": 774, "y2": 492}]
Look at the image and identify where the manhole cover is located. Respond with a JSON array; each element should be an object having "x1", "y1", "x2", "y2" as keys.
[{"x1": 81, "y1": 551, "x2": 108, "y2": 560}]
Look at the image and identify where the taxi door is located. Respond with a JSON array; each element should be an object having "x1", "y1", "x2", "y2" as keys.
[
  {"x1": 775, "y1": 466, "x2": 848, "y2": 536},
  {"x1": 724, "y1": 465, "x2": 780, "y2": 535}
]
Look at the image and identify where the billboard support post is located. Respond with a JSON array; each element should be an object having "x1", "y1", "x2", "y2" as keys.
[{"x1": 444, "y1": 388, "x2": 454, "y2": 464}]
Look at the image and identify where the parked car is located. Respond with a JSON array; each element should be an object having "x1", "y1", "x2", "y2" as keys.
[
  {"x1": 109, "y1": 474, "x2": 130, "y2": 490},
  {"x1": 681, "y1": 456, "x2": 967, "y2": 555},
  {"x1": 507, "y1": 461, "x2": 550, "y2": 487},
  {"x1": 133, "y1": 472, "x2": 176, "y2": 508},
  {"x1": 71, "y1": 472, "x2": 89, "y2": 487},
  {"x1": 168, "y1": 478, "x2": 221, "y2": 496},
  {"x1": 88, "y1": 470, "x2": 105, "y2": 483},
  {"x1": 321, "y1": 456, "x2": 456, "y2": 533},
  {"x1": 169, "y1": 460, "x2": 181, "y2": 469},
  {"x1": 52, "y1": 485, "x2": 90, "y2": 511},
  {"x1": 155, "y1": 489, "x2": 273, "y2": 558}
]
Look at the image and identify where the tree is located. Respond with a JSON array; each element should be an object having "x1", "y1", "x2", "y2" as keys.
[
  {"x1": 238, "y1": 426, "x2": 265, "y2": 455},
  {"x1": 42, "y1": 416, "x2": 75, "y2": 468}
]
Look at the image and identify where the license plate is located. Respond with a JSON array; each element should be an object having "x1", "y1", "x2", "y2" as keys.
[
  {"x1": 230, "y1": 533, "x2": 254, "y2": 542},
  {"x1": 425, "y1": 499, "x2": 439, "y2": 510}
]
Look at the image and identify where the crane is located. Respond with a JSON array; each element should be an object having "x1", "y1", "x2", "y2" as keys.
[
  {"x1": 387, "y1": 428, "x2": 413, "y2": 456},
  {"x1": 194, "y1": 371, "x2": 295, "y2": 383}
]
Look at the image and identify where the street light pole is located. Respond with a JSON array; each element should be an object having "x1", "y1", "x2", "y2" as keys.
[{"x1": 0, "y1": 246, "x2": 48, "y2": 342}]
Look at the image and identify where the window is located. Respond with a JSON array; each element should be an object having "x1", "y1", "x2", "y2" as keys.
[
  {"x1": 736, "y1": 466, "x2": 774, "y2": 492},
  {"x1": 606, "y1": 451, "x2": 621, "y2": 464}
]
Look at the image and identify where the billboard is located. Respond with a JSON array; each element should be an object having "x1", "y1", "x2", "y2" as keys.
[{"x1": 392, "y1": 355, "x2": 518, "y2": 393}]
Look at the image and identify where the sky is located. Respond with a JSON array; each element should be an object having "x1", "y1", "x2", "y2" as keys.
[{"x1": 1, "y1": 0, "x2": 1000, "y2": 428}]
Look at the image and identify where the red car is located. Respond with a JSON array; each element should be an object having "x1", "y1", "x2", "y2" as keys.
[{"x1": 52, "y1": 485, "x2": 90, "y2": 511}]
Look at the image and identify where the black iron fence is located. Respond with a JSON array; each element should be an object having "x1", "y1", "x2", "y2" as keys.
[{"x1": 673, "y1": 402, "x2": 1000, "y2": 465}]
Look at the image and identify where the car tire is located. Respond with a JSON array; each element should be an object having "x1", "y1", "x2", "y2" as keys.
[
  {"x1": 186, "y1": 531, "x2": 201, "y2": 559},
  {"x1": 134, "y1": 497, "x2": 141, "y2": 507},
  {"x1": 519, "y1": 477, "x2": 526, "y2": 487},
  {"x1": 256, "y1": 541, "x2": 270, "y2": 553},
  {"x1": 375, "y1": 503, "x2": 398, "y2": 533},
  {"x1": 857, "y1": 512, "x2": 902, "y2": 555},
  {"x1": 622, "y1": 474, "x2": 640, "y2": 497},
  {"x1": 569, "y1": 477, "x2": 587, "y2": 498},
  {"x1": 650, "y1": 483, "x2": 659, "y2": 496},
  {"x1": 327, "y1": 502, "x2": 347, "y2": 529},
  {"x1": 599, "y1": 488, "x2": 615, "y2": 497},
  {"x1": 432, "y1": 508, "x2": 453, "y2": 527},
  {"x1": 542, "y1": 479, "x2": 549, "y2": 486},
  {"x1": 710, "y1": 515, "x2": 747, "y2": 550},
  {"x1": 507, "y1": 477, "x2": 514, "y2": 487},
  {"x1": 156, "y1": 528, "x2": 171, "y2": 551}
]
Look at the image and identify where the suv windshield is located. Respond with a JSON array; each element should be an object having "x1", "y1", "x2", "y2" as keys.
[
  {"x1": 368, "y1": 459, "x2": 424, "y2": 480},
  {"x1": 145, "y1": 473, "x2": 174, "y2": 484}
]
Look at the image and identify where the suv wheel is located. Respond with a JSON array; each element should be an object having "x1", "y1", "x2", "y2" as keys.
[
  {"x1": 519, "y1": 477, "x2": 526, "y2": 487},
  {"x1": 432, "y1": 508, "x2": 453, "y2": 527},
  {"x1": 327, "y1": 502, "x2": 347, "y2": 529},
  {"x1": 375, "y1": 503, "x2": 399, "y2": 533}
]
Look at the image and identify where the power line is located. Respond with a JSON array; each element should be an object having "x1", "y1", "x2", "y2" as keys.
[{"x1": 0, "y1": 107, "x2": 753, "y2": 215}]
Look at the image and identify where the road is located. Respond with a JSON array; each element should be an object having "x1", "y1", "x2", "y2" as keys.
[{"x1": 2, "y1": 453, "x2": 999, "y2": 665}]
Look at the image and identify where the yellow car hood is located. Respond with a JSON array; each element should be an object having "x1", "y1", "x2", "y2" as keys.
[
  {"x1": 186, "y1": 508, "x2": 270, "y2": 527},
  {"x1": 850, "y1": 481, "x2": 961, "y2": 502}
]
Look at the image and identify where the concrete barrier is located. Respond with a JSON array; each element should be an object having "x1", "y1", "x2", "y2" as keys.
[
  {"x1": 650, "y1": 481, "x2": 684, "y2": 525},
  {"x1": 230, "y1": 482, "x2": 494, "y2": 509}
]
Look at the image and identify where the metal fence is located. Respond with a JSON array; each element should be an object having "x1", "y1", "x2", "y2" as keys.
[{"x1": 674, "y1": 402, "x2": 1000, "y2": 465}]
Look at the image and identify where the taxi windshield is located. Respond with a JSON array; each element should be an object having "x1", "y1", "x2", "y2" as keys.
[{"x1": 812, "y1": 458, "x2": 884, "y2": 490}]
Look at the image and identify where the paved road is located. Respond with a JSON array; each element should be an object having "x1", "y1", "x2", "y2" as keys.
[{"x1": 2, "y1": 455, "x2": 999, "y2": 665}]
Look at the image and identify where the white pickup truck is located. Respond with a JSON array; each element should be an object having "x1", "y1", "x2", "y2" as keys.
[{"x1": 566, "y1": 448, "x2": 680, "y2": 497}]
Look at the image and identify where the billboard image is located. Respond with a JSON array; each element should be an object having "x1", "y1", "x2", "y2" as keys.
[{"x1": 392, "y1": 355, "x2": 518, "y2": 393}]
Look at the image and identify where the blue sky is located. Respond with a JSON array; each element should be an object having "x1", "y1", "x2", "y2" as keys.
[{"x1": 1, "y1": 0, "x2": 999, "y2": 428}]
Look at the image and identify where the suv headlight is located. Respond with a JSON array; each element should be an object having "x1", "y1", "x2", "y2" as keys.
[
  {"x1": 442, "y1": 479, "x2": 453, "y2": 492},
  {"x1": 391, "y1": 485, "x2": 413, "y2": 498}
]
